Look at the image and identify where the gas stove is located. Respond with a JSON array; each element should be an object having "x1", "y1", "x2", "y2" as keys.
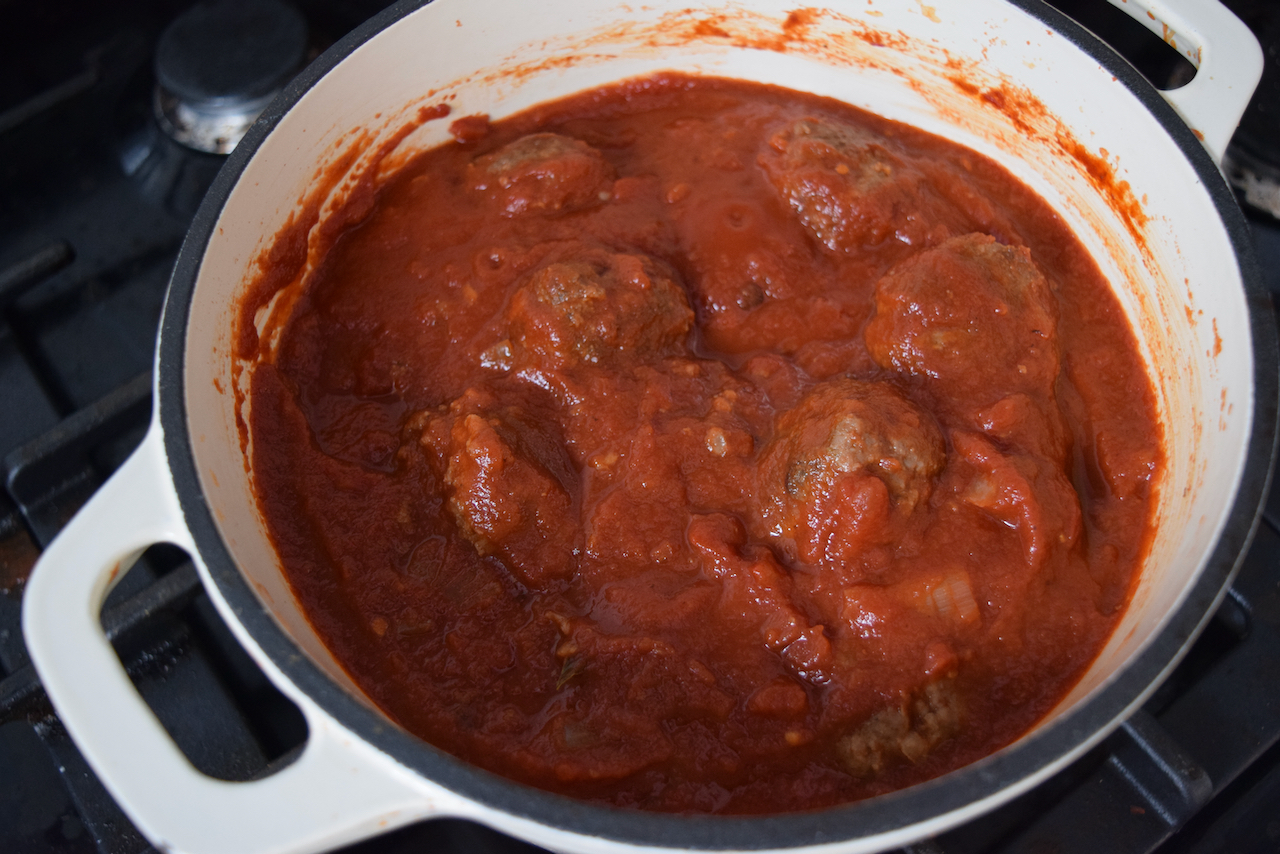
[{"x1": 1, "y1": 2, "x2": 1278, "y2": 853}]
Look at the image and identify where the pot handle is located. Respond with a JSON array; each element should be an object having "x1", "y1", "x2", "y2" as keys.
[
  {"x1": 1106, "y1": 0, "x2": 1262, "y2": 165},
  {"x1": 22, "y1": 427, "x2": 449, "y2": 854}
]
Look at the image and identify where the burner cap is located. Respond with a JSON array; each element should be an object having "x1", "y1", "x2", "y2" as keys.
[{"x1": 154, "y1": 0, "x2": 308, "y2": 154}]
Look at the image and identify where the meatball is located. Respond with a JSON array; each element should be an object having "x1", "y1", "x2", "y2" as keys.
[
  {"x1": 688, "y1": 512, "x2": 833, "y2": 684},
  {"x1": 418, "y1": 387, "x2": 579, "y2": 587},
  {"x1": 504, "y1": 247, "x2": 695, "y2": 371},
  {"x1": 864, "y1": 233, "x2": 1060, "y2": 403},
  {"x1": 951, "y1": 430, "x2": 1081, "y2": 569},
  {"x1": 835, "y1": 677, "x2": 961, "y2": 780},
  {"x1": 516, "y1": 707, "x2": 675, "y2": 783},
  {"x1": 759, "y1": 117, "x2": 922, "y2": 251},
  {"x1": 759, "y1": 379, "x2": 945, "y2": 565},
  {"x1": 468, "y1": 133, "x2": 614, "y2": 216}
]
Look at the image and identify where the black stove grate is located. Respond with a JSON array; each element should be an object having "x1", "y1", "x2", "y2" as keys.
[{"x1": 2, "y1": 2, "x2": 1279, "y2": 853}]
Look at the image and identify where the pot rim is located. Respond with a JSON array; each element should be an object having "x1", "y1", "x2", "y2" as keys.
[{"x1": 157, "y1": 0, "x2": 1279, "y2": 848}]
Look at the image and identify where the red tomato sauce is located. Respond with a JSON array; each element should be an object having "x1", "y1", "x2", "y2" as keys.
[{"x1": 243, "y1": 74, "x2": 1160, "y2": 813}]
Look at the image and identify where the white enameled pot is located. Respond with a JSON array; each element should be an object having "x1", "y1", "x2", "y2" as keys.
[{"x1": 21, "y1": 1, "x2": 1278, "y2": 853}]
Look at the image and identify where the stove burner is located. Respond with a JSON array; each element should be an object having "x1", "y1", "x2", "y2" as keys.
[
  {"x1": 1224, "y1": 146, "x2": 1280, "y2": 220},
  {"x1": 153, "y1": 0, "x2": 308, "y2": 154},
  {"x1": 1221, "y1": 1, "x2": 1280, "y2": 218}
]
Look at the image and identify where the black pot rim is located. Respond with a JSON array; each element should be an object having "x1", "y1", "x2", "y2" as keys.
[{"x1": 156, "y1": 0, "x2": 1279, "y2": 849}]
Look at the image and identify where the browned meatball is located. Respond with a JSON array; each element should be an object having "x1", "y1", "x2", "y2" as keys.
[
  {"x1": 503, "y1": 247, "x2": 695, "y2": 371},
  {"x1": 835, "y1": 677, "x2": 961, "y2": 780},
  {"x1": 759, "y1": 378, "x2": 945, "y2": 564},
  {"x1": 417, "y1": 387, "x2": 578, "y2": 588},
  {"x1": 468, "y1": 133, "x2": 614, "y2": 216},
  {"x1": 864, "y1": 233, "x2": 1060, "y2": 403},
  {"x1": 759, "y1": 118, "x2": 922, "y2": 251}
]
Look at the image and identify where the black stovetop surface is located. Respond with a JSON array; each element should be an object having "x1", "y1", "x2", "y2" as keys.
[{"x1": 2, "y1": 2, "x2": 1279, "y2": 853}]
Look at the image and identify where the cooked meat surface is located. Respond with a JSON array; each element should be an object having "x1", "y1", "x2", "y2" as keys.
[
  {"x1": 759, "y1": 117, "x2": 923, "y2": 251},
  {"x1": 416, "y1": 387, "x2": 579, "y2": 587},
  {"x1": 468, "y1": 132, "x2": 615, "y2": 215},
  {"x1": 758, "y1": 378, "x2": 945, "y2": 564},
  {"x1": 836, "y1": 678, "x2": 962, "y2": 780},
  {"x1": 503, "y1": 246, "x2": 695, "y2": 371},
  {"x1": 864, "y1": 233, "x2": 1060, "y2": 405}
]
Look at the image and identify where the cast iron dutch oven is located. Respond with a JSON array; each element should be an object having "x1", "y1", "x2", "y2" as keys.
[{"x1": 21, "y1": 1, "x2": 1279, "y2": 852}]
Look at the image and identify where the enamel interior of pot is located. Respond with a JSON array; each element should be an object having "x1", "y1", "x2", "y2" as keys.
[{"x1": 183, "y1": 0, "x2": 1252, "y2": 767}]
